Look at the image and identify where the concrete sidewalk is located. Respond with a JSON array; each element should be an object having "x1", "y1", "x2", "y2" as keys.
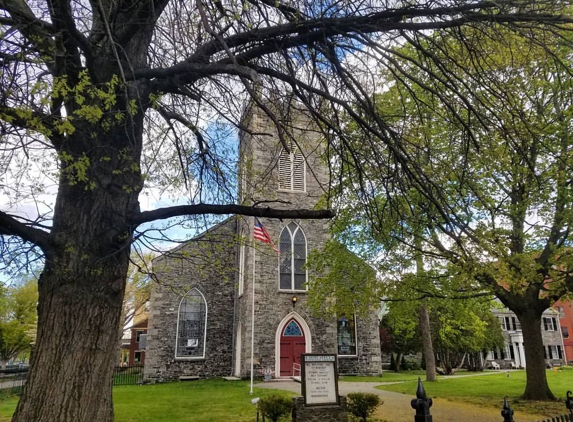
[{"x1": 255, "y1": 380, "x2": 547, "y2": 422}]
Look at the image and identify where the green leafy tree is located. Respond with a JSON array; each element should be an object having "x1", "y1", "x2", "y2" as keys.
[
  {"x1": 306, "y1": 240, "x2": 381, "y2": 318},
  {"x1": 381, "y1": 300, "x2": 422, "y2": 372},
  {"x1": 0, "y1": 0, "x2": 570, "y2": 419},
  {"x1": 431, "y1": 299, "x2": 504, "y2": 374},
  {"x1": 383, "y1": 294, "x2": 503, "y2": 375},
  {"x1": 0, "y1": 280, "x2": 38, "y2": 367},
  {"x1": 122, "y1": 254, "x2": 154, "y2": 332},
  {"x1": 328, "y1": 28, "x2": 573, "y2": 399}
]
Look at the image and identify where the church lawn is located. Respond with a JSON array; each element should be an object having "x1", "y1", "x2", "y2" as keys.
[
  {"x1": 376, "y1": 369, "x2": 573, "y2": 416},
  {"x1": 0, "y1": 380, "x2": 294, "y2": 422},
  {"x1": 341, "y1": 370, "x2": 429, "y2": 383}
]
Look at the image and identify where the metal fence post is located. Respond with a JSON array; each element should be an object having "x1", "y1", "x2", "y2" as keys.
[
  {"x1": 566, "y1": 391, "x2": 573, "y2": 415},
  {"x1": 501, "y1": 397, "x2": 515, "y2": 422},
  {"x1": 411, "y1": 377, "x2": 433, "y2": 422}
]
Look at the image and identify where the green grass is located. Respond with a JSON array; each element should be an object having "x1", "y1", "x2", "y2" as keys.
[
  {"x1": 377, "y1": 369, "x2": 573, "y2": 416},
  {"x1": 341, "y1": 370, "x2": 428, "y2": 383},
  {"x1": 0, "y1": 398, "x2": 17, "y2": 422},
  {"x1": 0, "y1": 380, "x2": 294, "y2": 422}
]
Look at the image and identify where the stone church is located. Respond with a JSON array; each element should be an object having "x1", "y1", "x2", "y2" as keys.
[{"x1": 144, "y1": 104, "x2": 382, "y2": 381}]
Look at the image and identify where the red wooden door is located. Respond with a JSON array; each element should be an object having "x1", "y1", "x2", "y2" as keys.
[{"x1": 279, "y1": 319, "x2": 306, "y2": 377}]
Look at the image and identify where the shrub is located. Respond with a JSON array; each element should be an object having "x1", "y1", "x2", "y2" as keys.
[
  {"x1": 405, "y1": 357, "x2": 421, "y2": 371},
  {"x1": 347, "y1": 392, "x2": 383, "y2": 422},
  {"x1": 258, "y1": 395, "x2": 293, "y2": 422}
]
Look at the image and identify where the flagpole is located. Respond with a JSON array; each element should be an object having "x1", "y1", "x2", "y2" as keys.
[{"x1": 250, "y1": 242, "x2": 256, "y2": 395}]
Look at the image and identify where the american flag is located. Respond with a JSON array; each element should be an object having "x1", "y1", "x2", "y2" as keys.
[{"x1": 253, "y1": 218, "x2": 279, "y2": 253}]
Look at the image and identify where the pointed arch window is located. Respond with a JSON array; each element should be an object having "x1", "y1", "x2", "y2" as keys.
[
  {"x1": 175, "y1": 289, "x2": 207, "y2": 359},
  {"x1": 279, "y1": 223, "x2": 307, "y2": 291},
  {"x1": 283, "y1": 320, "x2": 303, "y2": 337},
  {"x1": 337, "y1": 315, "x2": 357, "y2": 356},
  {"x1": 278, "y1": 144, "x2": 306, "y2": 192}
]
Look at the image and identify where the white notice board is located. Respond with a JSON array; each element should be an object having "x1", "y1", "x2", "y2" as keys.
[{"x1": 301, "y1": 354, "x2": 339, "y2": 406}]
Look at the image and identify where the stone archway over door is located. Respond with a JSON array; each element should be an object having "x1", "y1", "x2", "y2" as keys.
[
  {"x1": 275, "y1": 312, "x2": 312, "y2": 378},
  {"x1": 279, "y1": 319, "x2": 306, "y2": 377}
]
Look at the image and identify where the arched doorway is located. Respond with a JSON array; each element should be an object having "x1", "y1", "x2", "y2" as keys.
[{"x1": 279, "y1": 319, "x2": 306, "y2": 377}]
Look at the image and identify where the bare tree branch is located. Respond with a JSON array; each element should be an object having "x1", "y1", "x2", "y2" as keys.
[
  {"x1": 132, "y1": 204, "x2": 335, "y2": 226},
  {"x1": 0, "y1": 211, "x2": 52, "y2": 254}
]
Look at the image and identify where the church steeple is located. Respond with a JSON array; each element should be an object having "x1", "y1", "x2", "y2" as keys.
[{"x1": 238, "y1": 103, "x2": 327, "y2": 210}]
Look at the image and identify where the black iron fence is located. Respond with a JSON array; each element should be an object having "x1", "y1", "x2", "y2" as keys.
[
  {"x1": 0, "y1": 369, "x2": 27, "y2": 398},
  {"x1": 0, "y1": 364, "x2": 144, "y2": 399},
  {"x1": 113, "y1": 364, "x2": 144, "y2": 386},
  {"x1": 411, "y1": 378, "x2": 573, "y2": 422}
]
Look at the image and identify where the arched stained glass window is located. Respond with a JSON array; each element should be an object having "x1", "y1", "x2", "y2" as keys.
[
  {"x1": 279, "y1": 223, "x2": 307, "y2": 291},
  {"x1": 337, "y1": 315, "x2": 357, "y2": 356},
  {"x1": 283, "y1": 320, "x2": 303, "y2": 337},
  {"x1": 175, "y1": 289, "x2": 207, "y2": 359}
]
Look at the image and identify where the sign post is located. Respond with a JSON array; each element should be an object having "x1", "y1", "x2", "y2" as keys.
[
  {"x1": 301, "y1": 354, "x2": 339, "y2": 406},
  {"x1": 294, "y1": 353, "x2": 347, "y2": 421}
]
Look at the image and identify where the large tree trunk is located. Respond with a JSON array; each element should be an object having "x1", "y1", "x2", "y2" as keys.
[
  {"x1": 419, "y1": 304, "x2": 436, "y2": 381},
  {"x1": 517, "y1": 309, "x2": 555, "y2": 400},
  {"x1": 13, "y1": 262, "x2": 129, "y2": 421},
  {"x1": 12, "y1": 118, "x2": 143, "y2": 421}
]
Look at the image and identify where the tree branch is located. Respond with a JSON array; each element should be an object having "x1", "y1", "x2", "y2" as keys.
[
  {"x1": 131, "y1": 204, "x2": 335, "y2": 227},
  {"x1": 0, "y1": 105, "x2": 59, "y2": 142},
  {"x1": 132, "y1": 62, "x2": 260, "y2": 83},
  {"x1": 133, "y1": 3, "x2": 573, "y2": 95},
  {"x1": 0, "y1": 0, "x2": 57, "y2": 69},
  {"x1": 381, "y1": 291, "x2": 492, "y2": 302},
  {"x1": 0, "y1": 211, "x2": 52, "y2": 254}
]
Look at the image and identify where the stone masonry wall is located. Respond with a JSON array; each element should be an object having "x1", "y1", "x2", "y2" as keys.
[
  {"x1": 338, "y1": 313, "x2": 382, "y2": 375},
  {"x1": 236, "y1": 105, "x2": 382, "y2": 378},
  {"x1": 292, "y1": 396, "x2": 348, "y2": 422},
  {"x1": 144, "y1": 219, "x2": 237, "y2": 380}
]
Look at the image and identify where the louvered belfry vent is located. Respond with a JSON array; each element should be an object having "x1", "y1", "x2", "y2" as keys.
[{"x1": 278, "y1": 143, "x2": 306, "y2": 192}]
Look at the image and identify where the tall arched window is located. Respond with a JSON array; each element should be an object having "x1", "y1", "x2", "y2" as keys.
[
  {"x1": 175, "y1": 289, "x2": 207, "y2": 359},
  {"x1": 337, "y1": 315, "x2": 357, "y2": 356},
  {"x1": 279, "y1": 223, "x2": 307, "y2": 291}
]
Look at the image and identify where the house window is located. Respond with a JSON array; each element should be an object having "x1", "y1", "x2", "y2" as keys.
[
  {"x1": 136, "y1": 330, "x2": 144, "y2": 344},
  {"x1": 543, "y1": 317, "x2": 557, "y2": 331},
  {"x1": 238, "y1": 244, "x2": 245, "y2": 296},
  {"x1": 134, "y1": 351, "x2": 142, "y2": 363},
  {"x1": 548, "y1": 345, "x2": 557, "y2": 359},
  {"x1": 278, "y1": 144, "x2": 305, "y2": 192},
  {"x1": 562, "y1": 326, "x2": 569, "y2": 338},
  {"x1": 558, "y1": 306, "x2": 566, "y2": 318},
  {"x1": 500, "y1": 317, "x2": 507, "y2": 331},
  {"x1": 175, "y1": 289, "x2": 207, "y2": 359},
  {"x1": 337, "y1": 316, "x2": 357, "y2": 356},
  {"x1": 511, "y1": 317, "x2": 518, "y2": 331},
  {"x1": 279, "y1": 223, "x2": 307, "y2": 291}
]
